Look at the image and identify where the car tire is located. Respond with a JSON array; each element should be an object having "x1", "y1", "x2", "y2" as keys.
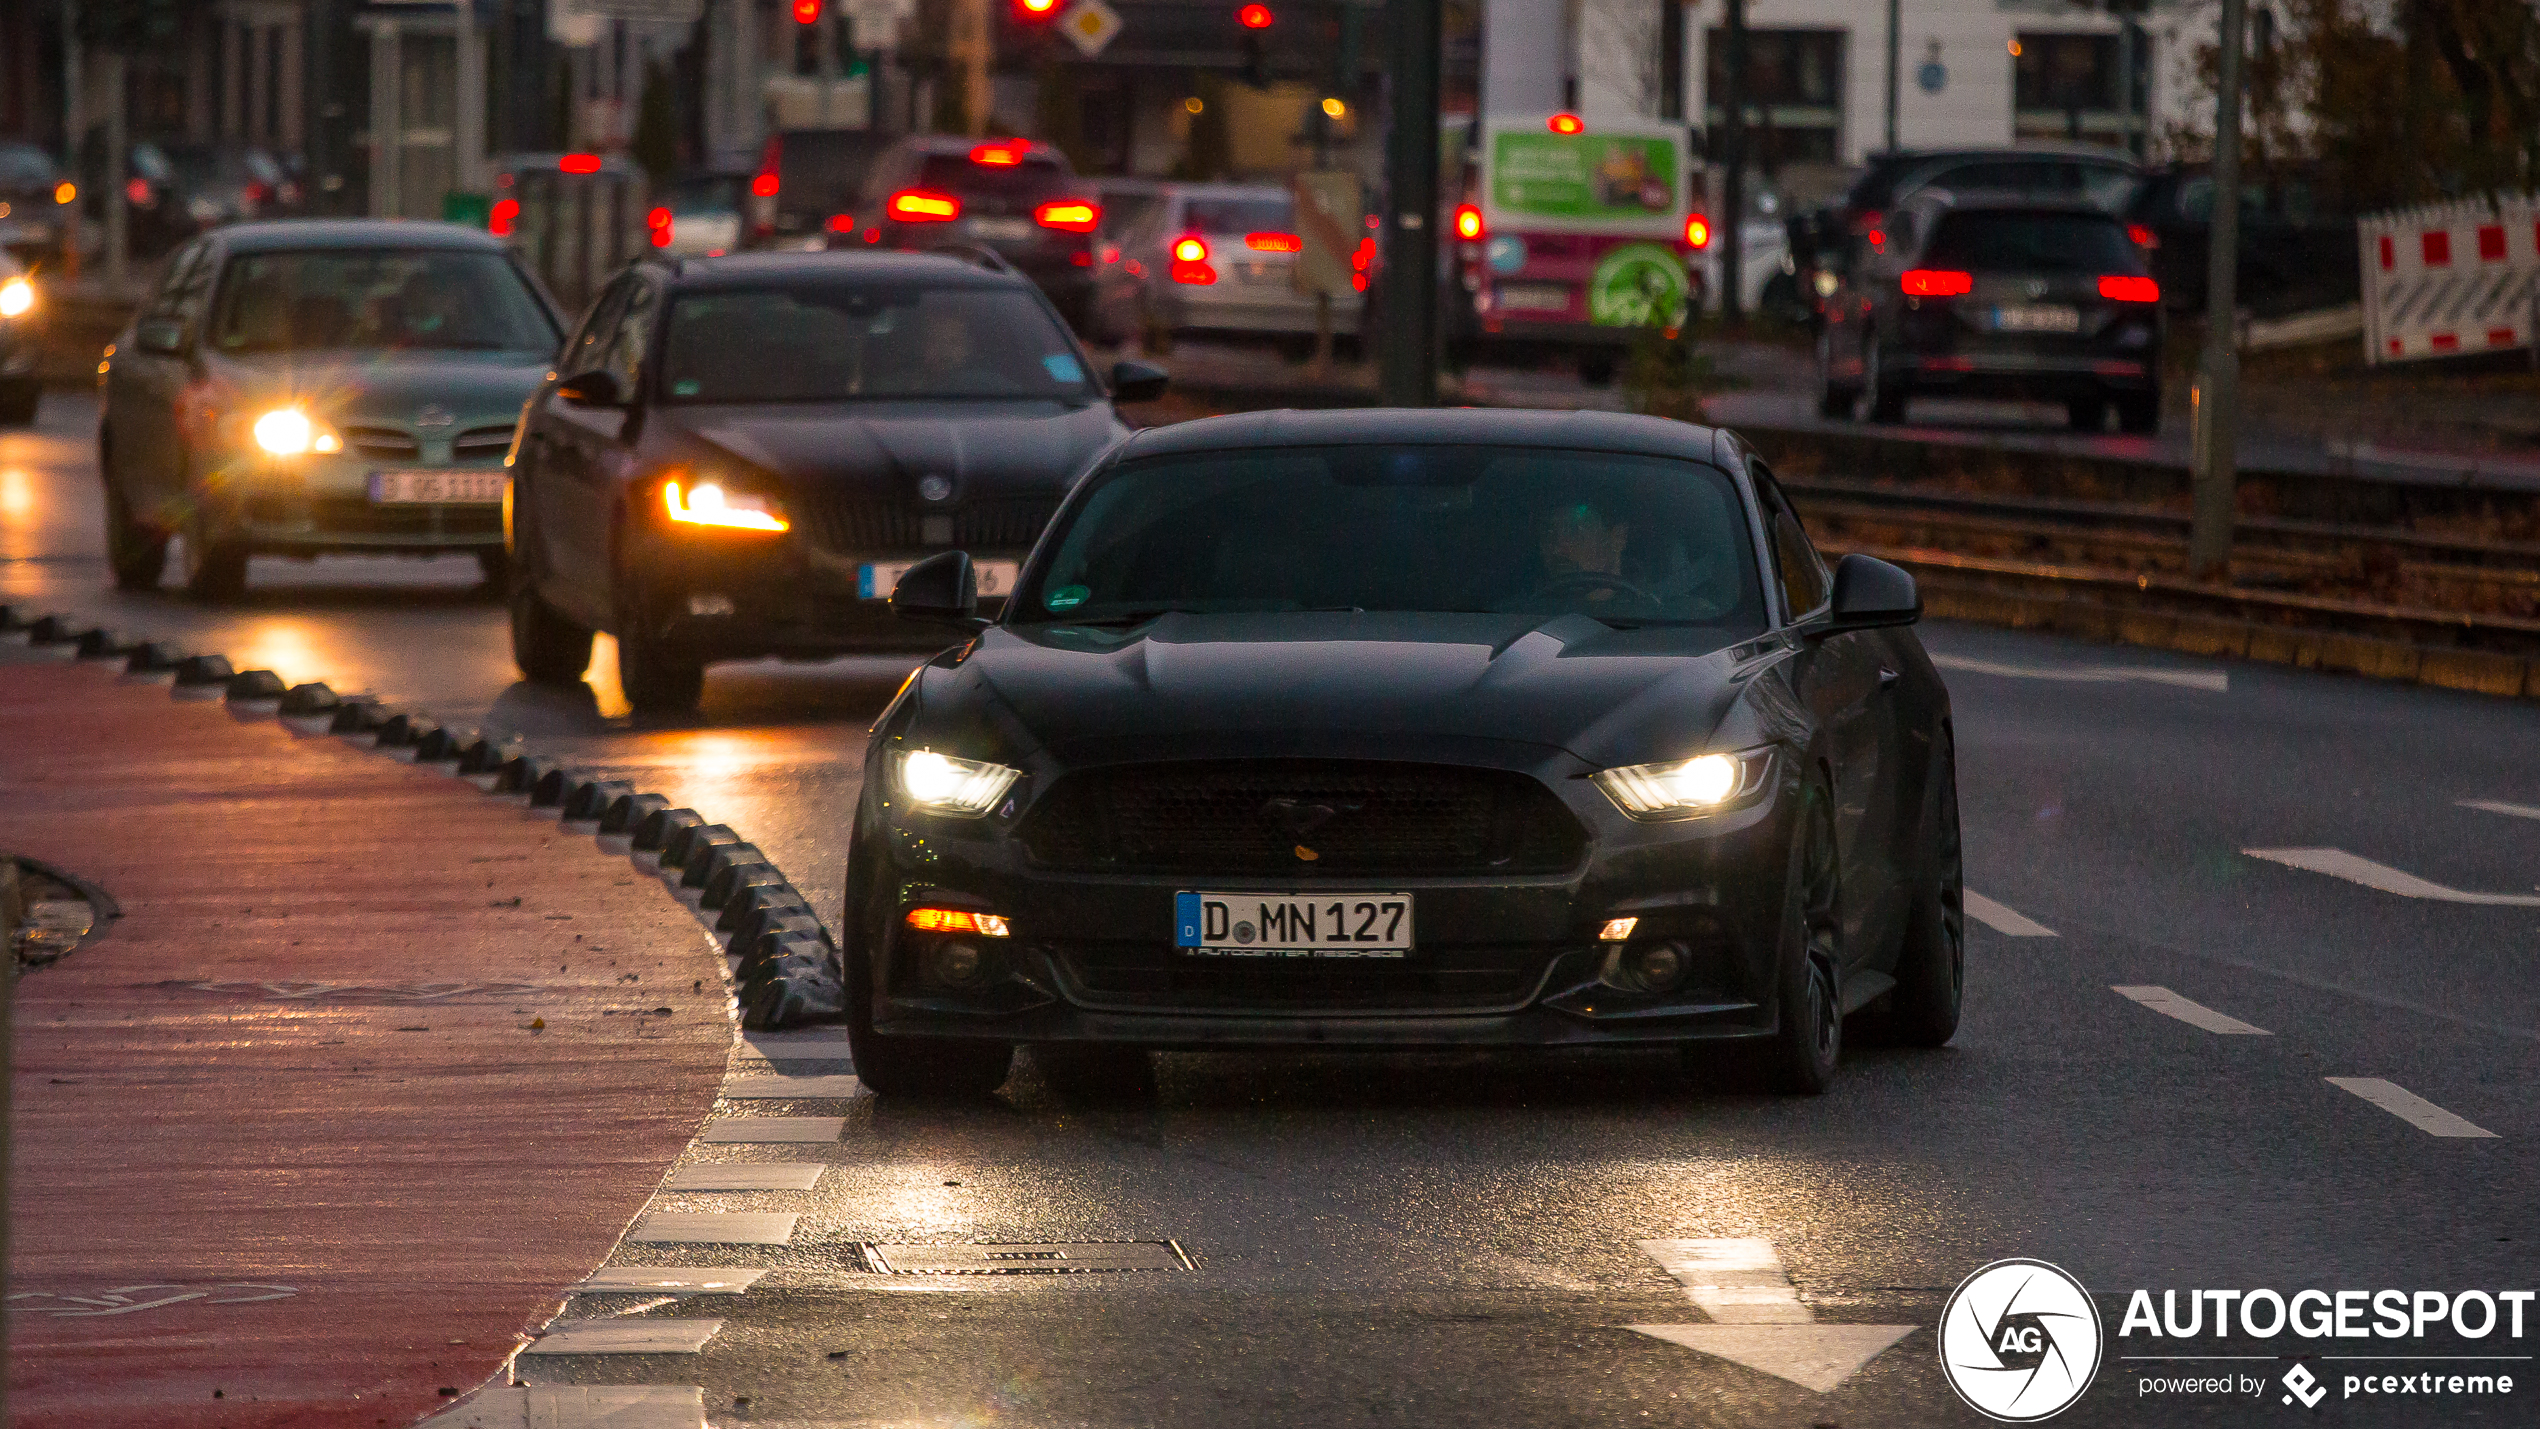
[
  {"x1": 0, "y1": 380, "x2": 39, "y2": 427},
  {"x1": 1863, "y1": 339, "x2": 1906, "y2": 424},
  {"x1": 508, "y1": 556, "x2": 593, "y2": 686},
  {"x1": 1760, "y1": 779, "x2": 1843, "y2": 1095},
  {"x1": 179, "y1": 510, "x2": 250, "y2": 602},
  {"x1": 617, "y1": 632, "x2": 706, "y2": 717},
  {"x1": 843, "y1": 945, "x2": 1015, "y2": 1099},
  {"x1": 1885, "y1": 733, "x2": 1964, "y2": 1048},
  {"x1": 2066, "y1": 396, "x2": 2110, "y2": 431},
  {"x1": 2116, "y1": 392, "x2": 2160, "y2": 434},
  {"x1": 1814, "y1": 327, "x2": 1859, "y2": 419},
  {"x1": 104, "y1": 480, "x2": 168, "y2": 591},
  {"x1": 1032, "y1": 1043, "x2": 1156, "y2": 1103}
]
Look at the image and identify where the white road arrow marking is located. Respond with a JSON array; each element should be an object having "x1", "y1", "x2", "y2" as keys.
[
  {"x1": 1964, "y1": 891, "x2": 2059, "y2": 937},
  {"x1": 2243, "y1": 848, "x2": 2540, "y2": 906},
  {"x1": 1629, "y1": 1239, "x2": 1915, "y2": 1393},
  {"x1": 2459, "y1": 799, "x2": 2540, "y2": 822},
  {"x1": 519, "y1": 1319, "x2": 725, "y2": 1355},
  {"x1": 414, "y1": 1384, "x2": 705, "y2": 1429},
  {"x1": 1929, "y1": 652, "x2": 2229, "y2": 692},
  {"x1": 2112, "y1": 986, "x2": 2272, "y2": 1035}
]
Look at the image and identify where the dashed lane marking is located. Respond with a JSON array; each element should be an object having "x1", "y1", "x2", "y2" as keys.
[
  {"x1": 722, "y1": 1075, "x2": 863, "y2": 1099},
  {"x1": 518, "y1": 1319, "x2": 726, "y2": 1355},
  {"x1": 2459, "y1": 799, "x2": 2540, "y2": 821},
  {"x1": 1929, "y1": 652, "x2": 2230, "y2": 692},
  {"x1": 2243, "y1": 848, "x2": 2540, "y2": 907},
  {"x1": 1628, "y1": 1240, "x2": 1916, "y2": 1393},
  {"x1": 2324, "y1": 1078, "x2": 2499, "y2": 1138},
  {"x1": 1964, "y1": 891, "x2": 2058, "y2": 937},
  {"x1": 413, "y1": 1384, "x2": 705, "y2": 1428},
  {"x1": 2113, "y1": 986, "x2": 2273, "y2": 1036},
  {"x1": 630, "y1": 1213, "x2": 799, "y2": 1245},
  {"x1": 662, "y1": 1165, "x2": 825, "y2": 1191},
  {"x1": 735, "y1": 1032, "x2": 856, "y2": 1062},
  {"x1": 695, "y1": 1117, "x2": 843, "y2": 1143},
  {"x1": 576, "y1": 1268, "x2": 768, "y2": 1293}
]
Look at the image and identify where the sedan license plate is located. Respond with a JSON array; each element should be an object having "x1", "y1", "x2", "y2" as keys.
[
  {"x1": 1991, "y1": 304, "x2": 2081, "y2": 334},
  {"x1": 368, "y1": 469, "x2": 508, "y2": 504},
  {"x1": 967, "y1": 217, "x2": 1033, "y2": 242},
  {"x1": 1174, "y1": 892, "x2": 1414, "y2": 960},
  {"x1": 858, "y1": 559, "x2": 1020, "y2": 600},
  {"x1": 1497, "y1": 283, "x2": 1571, "y2": 312}
]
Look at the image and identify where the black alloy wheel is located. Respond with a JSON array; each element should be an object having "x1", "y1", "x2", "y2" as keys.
[
  {"x1": 615, "y1": 627, "x2": 706, "y2": 717},
  {"x1": 506, "y1": 506, "x2": 593, "y2": 684},
  {"x1": 1886, "y1": 733, "x2": 1964, "y2": 1047},
  {"x1": 104, "y1": 479, "x2": 168, "y2": 591},
  {"x1": 1763, "y1": 781, "x2": 1844, "y2": 1094},
  {"x1": 842, "y1": 934, "x2": 1016, "y2": 1099}
]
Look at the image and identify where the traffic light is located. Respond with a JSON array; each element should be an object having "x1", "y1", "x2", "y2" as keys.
[{"x1": 1238, "y1": 4, "x2": 1273, "y2": 86}]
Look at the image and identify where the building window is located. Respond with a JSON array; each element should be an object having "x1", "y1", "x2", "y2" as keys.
[
  {"x1": 2013, "y1": 31, "x2": 2146, "y2": 146},
  {"x1": 1703, "y1": 29, "x2": 1845, "y2": 167}
]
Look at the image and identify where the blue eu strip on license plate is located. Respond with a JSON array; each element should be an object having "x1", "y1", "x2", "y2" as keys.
[{"x1": 1174, "y1": 892, "x2": 1204, "y2": 948}]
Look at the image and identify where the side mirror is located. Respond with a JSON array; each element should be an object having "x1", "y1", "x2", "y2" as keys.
[
  {"x1": 1810, "y1": 553, "x2": 1921, "y2": 636},
  {"x1": 135, "y1": 318, "x2": 185, "y2": 356},
  {"x1": 1109, "y1": 359, "x2": 1169, "y2": 403},
  {"x1": 557, "y1": 368, "x2": 623, "y2": 407},
  {"x1": 891, "y1": 550, "x2": 988, "y2": 631}
]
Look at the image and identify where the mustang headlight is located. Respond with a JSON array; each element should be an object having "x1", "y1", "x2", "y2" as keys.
[
  {"x1": 896, "y1": 749, "x2": 1020, "y2": 816},
  {"x1": 664, "y1": 477, "x2": 787, "y2": 532},
  {"x1": 250, "y1": 406, "x2": 342, "y2": 455},
  {"x1": 1593, "y1": 747, "x2": 1774, "y2": 820}
]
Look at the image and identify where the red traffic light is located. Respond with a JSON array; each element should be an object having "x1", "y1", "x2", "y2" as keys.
[
  {"x1": 1238, "y1": 3, "x2": 1273, "y2": 27},
  {"x1": 792, "y1": 0, "x2": 820, "y2": 22}
]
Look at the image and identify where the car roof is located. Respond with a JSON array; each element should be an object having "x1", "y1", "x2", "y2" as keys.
[
  {"x1": 208, "y1": 220, "x2": 513, "y2": 254},
  {"x1": 1905, "y1": 188, "x2": 2119, "y2": 218},
  {"x1": 1119, "y1": 407, "x2": 1725, "y2": 464},
  {"x1": 652, "y1": 249, "x2": 1034, "y2": 291}
]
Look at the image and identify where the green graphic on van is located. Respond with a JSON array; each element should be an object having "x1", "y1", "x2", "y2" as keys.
[
  {"x1": 1586, "y1": 243, "x2": 1689, "y2": 328},
  {"x1": 1046, "y1": 584, "x2": 1091, "y2": 611},
  {"x1": 1491, "y1": 132, "x2": 1679, "y2": 220}
]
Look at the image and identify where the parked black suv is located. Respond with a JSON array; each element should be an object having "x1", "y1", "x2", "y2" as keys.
[
  {"x1": 846, "y1": 137, "x2": 1104, "y2": 332},
  {"x1": 1814, "y1": 191, "x2": 2164, "y2": 433},
  {"x1": 2120, "y1": 163, "x2": 2359, "y2": 318}
]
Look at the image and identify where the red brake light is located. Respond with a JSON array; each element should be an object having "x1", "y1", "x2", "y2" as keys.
[
  {"x1": 1547, "y1": 112, "x2": 1584, "y2": 135},
  {"x1": 793, "y1": 0, "x2": 821, "y2": 21},
  {"x1": 750, "y1": 171, "x2": 779, "y2": 198},
  {"x1": 1172, "y1": 235, "x2": 1209, "y2": 263},
  {"x1": 1684, "y1": 213, "x2": 1711, "y2": 249},
  {"x1": 2126, "y1": 223, "x2": 2159, "y2": 249},
  {"x1": 1245, "y1": 231, "x2": 1303, "y2": 252},
  {"x1": 647, "y1": 206, "x2": 672, "y2": 229},
  {"x1": 826, "y1": 212, "x2": 857, "y2": 232},
  {"x1": 559, "y1": 153, "x2": 602, "y2": 175},
  {"x1": 969, "y1": 142, "x2": 1024, "y2": 166},
  {"x1": 2098, "y1": 274, "x2": 2160, "y2": 303},
  {"x1": 1170, "y1": 260, "x2": 1218, "y2": 285},
  {"x1": 650, "y1": 223, "x2": 673, "y2": 248},
  {"x1": 888, "y1": 189, "x2": 962, "y2": 222},
  {"x1": 1238, "y1": 3, "x2": 1273, "y2": 26},
  {"x1": 1034, "y1": 199, "x2": 1100, "y2": 232},
  {"x1": 1900, "y1": 269, "x2": 1973, "y2": 297},
  {"x1": 1452, "y1": 204, "x2": 1483, "y2": 241},
  {"x1": 489, "y1": 198, "x2": 519, "y2": 237}
]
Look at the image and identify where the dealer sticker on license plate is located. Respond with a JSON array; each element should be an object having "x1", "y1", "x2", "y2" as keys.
[
  {"x1": 858, "y1": 559, "x2": 1020, "y2": 600},
  {"x1": 369, "y1": 469, "x2": 508, "y2": 504},
  {"x1": 1174, "y1": 892, "x2": 1414, "y2": 960},
  {"x1": 1990, "y1": 304, "x2": 2081, "y2": 334}
]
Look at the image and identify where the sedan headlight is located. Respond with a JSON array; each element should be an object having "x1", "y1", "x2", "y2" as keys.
[
  {"x1": 1593, "y1": 746, "x2": 1774, "y2": 820},
  {"x1": 895, "y1": 749, "x2": 1021, "y2": 817},
  {"x1": 250, "y1": 406, "x2": 342, "y2": 455},
  {"x1": 0, "y1": 277, "x2": 33, "y2": 319},
  {"x1": 663, "y1": 477, "x2": 787, "y2": 532}
]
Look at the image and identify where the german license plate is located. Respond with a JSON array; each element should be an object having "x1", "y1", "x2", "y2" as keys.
[
  {"x1": 1174, "y1": 892, "x2": 1414, "y2": 960},
  {"x1": 859, "y1": 559, "x2": 1020, "y2": 600},
  {"x1": 1498, "y1": 283, "x2": 1571, "y2": 312},
  {"x1": 368, "y1": 469, "x2": 507, "y2": 504},
  {"x1": 1991, "y1": 304, "x2": 2080, "y2": 333},
  {"x1": 967, "y1": 217, "x2": 1032, "y2": 241}
]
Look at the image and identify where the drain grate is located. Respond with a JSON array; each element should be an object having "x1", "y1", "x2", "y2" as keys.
[{"x1": 862, "y1": 1241, "x2": 1193, "y2": 1274}]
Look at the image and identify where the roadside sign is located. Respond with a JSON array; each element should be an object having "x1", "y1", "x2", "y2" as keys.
[
  {"x1": 1059, "y1": 0, "x2": 1123, "y2": 56},
  {"x1": 1291, "y1": 171, "x2": 1363, "y2": 299}
]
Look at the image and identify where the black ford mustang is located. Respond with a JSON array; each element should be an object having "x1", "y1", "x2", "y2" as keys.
[
  {"x1": 505, "y1": 249, "x2": 1164, "y2": 713},
  {"x1": 846, "y1": 408, "x2": 1962, "y2": 1097}
]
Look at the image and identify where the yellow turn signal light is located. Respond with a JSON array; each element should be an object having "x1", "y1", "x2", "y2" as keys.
[
  {"x1": 663, "y1": 480, "x2": 787, "y2": 532},
  {"x1": 905, "y1": 907, "x2": 1012, "y2": 938}
]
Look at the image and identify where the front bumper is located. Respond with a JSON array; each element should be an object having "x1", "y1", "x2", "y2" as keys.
[
  {"x1": 625, "y1": 524, "x2": 1032, "y2": 659},
  {"x1": 854, "y1": 752, "x2": 1801, "y2": 1050},
  {"x1": 196, "y1": 451, "x2": 504, "y2": 554}
]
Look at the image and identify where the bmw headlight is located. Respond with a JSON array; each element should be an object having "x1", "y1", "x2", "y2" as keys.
[
  {"x1": 1592, "y1": 747, "x2": 1774, "y2": 820},
  {"x1": 895, "y1": 749, "x2": 1021, "y2": 817}
]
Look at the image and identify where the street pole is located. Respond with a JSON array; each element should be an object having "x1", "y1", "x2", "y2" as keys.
[
  {"x1": 456, "y1": 0, "x2": 485, "y2": 195},
  {"x1": 1378, "y1": 0, "x2": 1441, "y2": 406},
  {"x1": 1883, "y1": 0, "x2": 1899, "y2": 152},
  {"x1": 2188, "y1": 0, "x2": 2247, "y2": 578},
  {"x1": 58, "y1": 0, "x2": 80, "y2": 278},
  {"x1": 1719, "y1": 0, "x2": 1747, "y2": 322},
  {"x1": 103, "y1": 50, "x2": 127, "y2": 295}
]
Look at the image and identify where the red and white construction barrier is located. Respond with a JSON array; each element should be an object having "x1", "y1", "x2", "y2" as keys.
[{"x1": 2359, "y1": 194, "x2": 2538, "y2": 364}]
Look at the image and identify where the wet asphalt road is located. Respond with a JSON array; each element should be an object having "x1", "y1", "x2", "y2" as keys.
[{"x1": 6, "y1": 390, "x2": 2537, "y2": 1427}]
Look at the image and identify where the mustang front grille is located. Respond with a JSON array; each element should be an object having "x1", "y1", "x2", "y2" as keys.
[{"x1": 1017, "y1": 760, "x2": 1587, "y2": 876}]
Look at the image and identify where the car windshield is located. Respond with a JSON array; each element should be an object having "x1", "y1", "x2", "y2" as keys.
[
  {"x1": 1182, "y1": 196, "x2": 1292, "y2": 234},
  {"x1": 660, "y1": 282, "x2": 1095, "y2": 403},
  {"x1": 914, "y1": 154, "x2": 1069, "y2": 199},
  {"x1": 206, "y1": 249, "x2": 559, "y2": 355},
  {"x1": 1020, "y1": 445, "x2": 1767, "y2": 632},
  {"x1": 667, "y1": 176, "x2": 743, "y2": 215},
  {"x1": 1921, "y1": 211, "x2": 2144, "y2": 273}
]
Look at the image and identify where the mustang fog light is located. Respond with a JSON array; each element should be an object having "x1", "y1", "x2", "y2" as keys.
[
  {"x1": 896, "y1": 749, "x2": 1021, "y2": 817},
  {"x1": 929, "y1": 940, "x2": 985, "y2": 986},
  {"x1": 906, "y1": 907, "x2": 1011, "y2": 937},
  {"x1": 1602, "y1": 940, "x2": 1693, "y2": 993},
  {"x1": 1592, "y1": 747, "x2": 1773, "y2": 819}
]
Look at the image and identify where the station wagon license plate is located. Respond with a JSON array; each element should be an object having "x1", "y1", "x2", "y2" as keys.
[
  {"x1": 1174, "y1": 892, "x2": 1414, "y2": 960},
  {"x1": 368, "y1": 469, "x2": 508, "y2": 504},
  {"x1": 858, "y1": 559, "x2": 1020, "y2": 600},
  {"x1": 1497, "y1": 283, "x2": 1571, "y2": 312},
  {"x1": 1990, "y1": 304, "x2": 2081, "y2": 334},
  {"x1": 967, "y1": 217, "x2": 1033, "y2": 242}
]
